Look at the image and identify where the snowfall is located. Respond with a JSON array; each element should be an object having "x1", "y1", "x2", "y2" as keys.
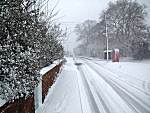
[
  {"x1": 1, "y1": 57, "x2": 150, "y2": 113},
  {"x1": 35, "y1": 57, "x2": 150, "y2": 113}
]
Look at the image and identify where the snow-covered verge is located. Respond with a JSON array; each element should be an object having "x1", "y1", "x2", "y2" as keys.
[
  {"x1": 120, "y1": 57, "x2": 150, "y2": 64},
  {"x1": 133, "y1": 59, "x2": 150, "y2": 64},
  {"x1": 97, "y1": 60, "x2": 150, "y2": 81},
  {"x1": 82, "y1": 56, "x2": 150, "y2": 81}
]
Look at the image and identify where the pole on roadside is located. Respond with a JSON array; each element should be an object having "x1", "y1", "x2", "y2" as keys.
[{"x1": 105, "y1": 14, "x2": 109, "y2": 61}]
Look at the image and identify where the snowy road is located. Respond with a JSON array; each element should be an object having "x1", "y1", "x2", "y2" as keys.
[
  {"x1": 77, "y1": 58, "x2": 150, "y2": 113},
  {"x1": 39, "y1": 57, "x2": 150, "y2": 113}
]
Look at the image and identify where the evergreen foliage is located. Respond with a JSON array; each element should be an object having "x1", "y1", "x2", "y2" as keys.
[{"x1": 0, "y1": 0, "x2": 64, "y2": 101}]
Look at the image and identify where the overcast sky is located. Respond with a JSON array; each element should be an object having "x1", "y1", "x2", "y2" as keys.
[{"x1": 49, "y1": 0, "x2": 150, "y2": 53}]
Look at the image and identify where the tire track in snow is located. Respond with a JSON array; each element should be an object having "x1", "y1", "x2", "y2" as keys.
[
  {"x1": 83, "y1": 58, "x2": 150, "y2": 97},
  {"x1": 77, "y1": 59, "x2": 136, "y2": 113},
  {"x1": 87, "y1": 60, "x2": 150, "y2": 100},
  {"x1": 93, "y1": 60, "x2": 150, "y2": 96},
  {"x1": 77, "y1": 65, "x2": 101, "y2": 113},
  {"x1": 90, "y1": 82, "x2": 111, "y2": 113},
  {"x1": 85, "y1": 61, "x2": 150, "y2": 113},
  {"x1": 143, "y1": 81, "x2": 150, "y2": 93},
  {"x1": 76, "y1": 69, "x2": 84, "y2": 113}
]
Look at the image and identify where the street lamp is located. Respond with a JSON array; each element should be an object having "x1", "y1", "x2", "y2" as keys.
[{"x1": 105, "y1": 14, "x2": 109, "y2": 61}]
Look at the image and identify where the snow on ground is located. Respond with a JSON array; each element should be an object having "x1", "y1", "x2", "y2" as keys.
[
  {"x1": 36, "y1": 57, "x2": 89, "y2": 113},
  {"x1": 79, "y1": 63, "x2": 136, "y2": 113},
  {"x1": 134, "y1": 59, "x2": 150, "y2": 64},
  {"x1": 90, "y1": 58, "x2": 150, "y2": 90},
  {"x1": 78, "y1": 57, "x2": 150, "y2": 113},
  {"x1": 40, "y1": 60, "x2": 62, "y2": 75},
  {"x1": 36, "y1": 57, "x2": 150, "y2": 113},
  {"x1": 103, "y1": 61, "x2": 150, "y2": 81},
  {"x1": 82, "y1": 56, "x2": 150, "y2": 81},
  {"x1": 40, "y1": 64, "x2": 57, "y2": 75},
  {"x1": 0, "y1": 98, "x2": 6, "y2": 107}
]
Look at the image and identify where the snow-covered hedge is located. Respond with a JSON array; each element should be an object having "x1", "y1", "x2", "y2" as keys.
[{"x1": 0, "y1": 0, "x2": 64, "y2": 102}]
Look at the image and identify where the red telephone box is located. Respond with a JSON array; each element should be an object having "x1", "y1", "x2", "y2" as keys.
[{"x1": 112, "y1": 49, "x2": 120, "y2": 62}]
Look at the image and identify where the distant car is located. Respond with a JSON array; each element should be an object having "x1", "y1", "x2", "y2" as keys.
[{"x1": 74, "y1": 62, "x2": 82, "y2": 66}]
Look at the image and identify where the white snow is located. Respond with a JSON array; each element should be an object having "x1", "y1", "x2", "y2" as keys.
[
  {"x1": 40, "y1": 64, "x2": 56, "y2": 75},
  {"x1": 35, "y1": 59, "x2": 63, "y2": 110},
  {"x1": 40, "y1": 60, "x2": 62, "y2": 75},
  {"x1": 36, "y1": 57, "x2": 150, "y2": 113},
  {"x1": 0, "y1": 98, "x2": 6, "y2": 107},
  {"x1": 103, "y1": 62, "x2": 150, "y2": 81},
  {"x1": 81, "y1": 63, "x2": 136, "y2": 113},
  {"x1": 104, "y1": 50, "x2": 112, "y2": 52},
  {"x1": 90, "y1": 58, "x2": 150, "y2": 83},
  {"x1": 84, "y1": 57, "x2": 150, "y2": 111},
  {"x1": 36, "y1": 57, "x2": 85, "y2": 113}
]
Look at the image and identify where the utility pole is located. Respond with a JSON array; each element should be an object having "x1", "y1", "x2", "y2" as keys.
[{"x1": 105, "y1": 14, "x2": 109, "y2": 61}]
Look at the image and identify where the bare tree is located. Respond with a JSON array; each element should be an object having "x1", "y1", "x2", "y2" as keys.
[
  {"x1": 75, "y1": 20, "x2": 97, "y2": 56},
  {"x1": 99, "y1": 0, "x2": 150, "y2": 59}
]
